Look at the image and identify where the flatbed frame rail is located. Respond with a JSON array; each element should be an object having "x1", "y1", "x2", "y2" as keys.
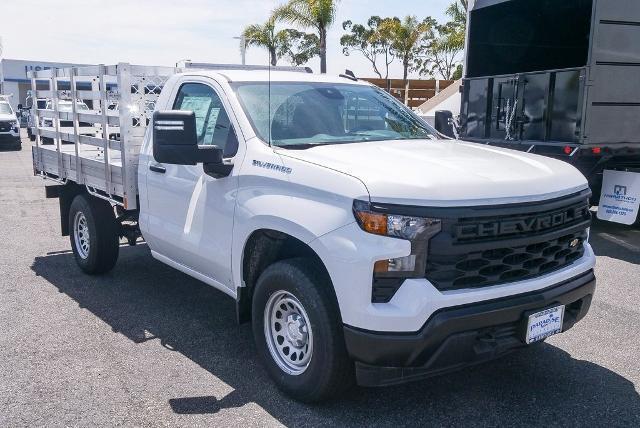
[{"x1": 29, "y1": 63, "x2": 177, "y2": 210}]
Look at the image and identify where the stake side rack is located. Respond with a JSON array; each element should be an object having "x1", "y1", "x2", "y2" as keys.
[{"x1": 29, "y1": 63, "x2": 177, "y2": 211}]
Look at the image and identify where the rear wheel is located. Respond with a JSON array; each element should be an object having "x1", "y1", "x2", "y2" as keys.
[
  {"x1": 69, "y1": 194, "x2": 120, "y2": 274},
  {"x1": 252, "y1": 258, "x2": 354, "y2": 402}
]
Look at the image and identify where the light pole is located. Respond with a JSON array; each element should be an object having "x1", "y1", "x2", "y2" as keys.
[{"x1": 233, "y1": 36, "x2": 247, "y2": 65}]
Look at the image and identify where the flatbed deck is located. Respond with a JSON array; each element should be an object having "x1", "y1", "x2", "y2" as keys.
[{"x1": 33, "y1": 144, "x2": 124, "y2": 196}]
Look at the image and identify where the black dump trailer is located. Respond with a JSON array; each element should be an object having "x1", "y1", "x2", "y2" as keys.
[{"x1": 448, "y1": 0, "x2": 640, "y2": 213}]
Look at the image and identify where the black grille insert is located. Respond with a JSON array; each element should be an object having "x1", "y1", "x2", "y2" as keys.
[
  {"x1": 427, "y1": 230, "x2": 587, "y2": 291},
  {"x1": 372, "y1": 278, "x2": 404, "y2": 303},
  {"x1": 424, "y1": 192, "x2": 591, "y2": 292}
]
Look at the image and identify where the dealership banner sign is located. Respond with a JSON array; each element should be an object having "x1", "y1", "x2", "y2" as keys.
[{"x1": 597, "y1": 170, "x2": 640, "y2": 225}]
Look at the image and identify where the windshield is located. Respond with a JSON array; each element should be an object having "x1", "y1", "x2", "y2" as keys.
[
  {"x1": 233, "y1": 82, "x2": 438, "y2": 148},
  {"x1": 0, "y1": 102, "x2": 13, "y2": 115}
]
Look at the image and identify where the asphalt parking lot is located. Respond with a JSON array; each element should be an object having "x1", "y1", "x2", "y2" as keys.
[{"x1": 1, "y1": 133, "x2": 639, "y2": 427}]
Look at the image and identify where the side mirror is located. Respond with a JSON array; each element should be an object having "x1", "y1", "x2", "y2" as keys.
[
  {"x1": 152, "y1": 110, "x2": 223, "y2": 166},
  {"x1": 434, "y1": 110, "x2": 456, "y2": 139},
  {"x1": 17, "y1": 104, "x2": 23, "y2": 110}
]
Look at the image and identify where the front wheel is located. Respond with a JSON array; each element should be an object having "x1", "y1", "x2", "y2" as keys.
[
  {"x1": 69, "y1": 194, "x2": 120, "y2": 274},
  {"x1": 252, "y1": 258, "x2": 354, "y2": 402}
]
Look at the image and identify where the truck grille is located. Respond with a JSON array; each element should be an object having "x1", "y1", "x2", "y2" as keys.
[
  {"x1": 424, "y1": 191, "x2": 591, "y2": 292},
  {"x1": 0, "y1": 121, "x2": 13, "y2": 131}
]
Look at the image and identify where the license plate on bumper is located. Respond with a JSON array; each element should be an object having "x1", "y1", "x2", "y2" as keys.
[{"x1": 525, "y1": 306, "x2": 565, "y2": 344}]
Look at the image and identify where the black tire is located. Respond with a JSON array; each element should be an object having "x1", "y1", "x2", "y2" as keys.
[
  {"x1": 252, "y1": 258, "x2": 354, "y2": 402},
  {"x1": 68, "y1": 194, "x2": 120, "y2": 275}
]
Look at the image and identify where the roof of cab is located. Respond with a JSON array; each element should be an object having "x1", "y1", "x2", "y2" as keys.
[{"x1": 183, "y1": 69, "x2": 371, "y2": 85}]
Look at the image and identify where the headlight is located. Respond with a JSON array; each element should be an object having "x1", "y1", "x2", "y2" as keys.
[
  {"x1": 353, "y1": 200, "x2": 442, "y2": 241},
  {"x1": 353, "y1": 200, "x2": 442, "y2": 298}
]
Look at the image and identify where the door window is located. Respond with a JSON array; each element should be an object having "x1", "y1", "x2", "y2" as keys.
[{"x1": 173, "y1": 83, "x2": 239, "y2": 157}]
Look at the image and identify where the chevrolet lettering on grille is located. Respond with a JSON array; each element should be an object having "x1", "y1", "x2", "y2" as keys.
[{"x1": 456, "y1": 205, "x2": 590, "y2": 240}]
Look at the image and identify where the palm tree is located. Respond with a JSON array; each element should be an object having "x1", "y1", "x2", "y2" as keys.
[
  {"x1": 445, "y1": 0, "x2": 468, "y2": 52},
  {"x1": 272, "y1": 0, "x2": 340, "y2": 73},
  {"x1": 381, "y1": 16, "x2": 436, "y2": 83},
  {"x1": 243, "y1": 19, "x2": 288, "y2": 66},
  {"x1": 446, "y1": 0, "x2": 468, "y2": 27}
]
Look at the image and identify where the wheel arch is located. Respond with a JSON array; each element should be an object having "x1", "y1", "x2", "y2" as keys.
[{"x1": 236, "y1": 227, "x2": 334, "y2": 324}]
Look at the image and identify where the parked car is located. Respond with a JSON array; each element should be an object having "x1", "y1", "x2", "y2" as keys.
[
  {"x1": 0, "y1": 97, "x2": 21, "y2": 150},
  {"x1": 31, "y1": 64, "x2": 596, "y2": 402}
]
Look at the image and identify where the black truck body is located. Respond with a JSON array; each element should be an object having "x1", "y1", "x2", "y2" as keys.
[{"x1": 455, "y1": 0, "x2": 640, "y2": 202}]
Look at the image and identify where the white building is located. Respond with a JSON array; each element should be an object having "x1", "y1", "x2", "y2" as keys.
[{"x1": 0, "y1": 59, "x2": 89, "y2": 110}]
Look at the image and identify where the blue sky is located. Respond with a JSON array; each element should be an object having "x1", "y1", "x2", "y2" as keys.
[{"x1": 2, "y1": 0, "x2": 453, "y2": 78}]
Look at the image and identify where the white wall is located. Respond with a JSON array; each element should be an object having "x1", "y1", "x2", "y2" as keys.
[
  {"x1": 415, "y1": 80, "x2": 463, "y2": 126},
  {"x1": 423, "y1": 91, "x2": 462, "y2": 118}
]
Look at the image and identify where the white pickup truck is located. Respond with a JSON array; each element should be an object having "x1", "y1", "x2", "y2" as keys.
[
  {"x1": 30, "y1": 64, "x2": 596, "y2": 402},
  {"x1": 0, "y1": 97, "x2": 21, "y2": 150}
]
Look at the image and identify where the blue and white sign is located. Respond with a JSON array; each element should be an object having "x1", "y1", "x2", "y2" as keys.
[{"x1": 597, "y1": 170, "x2": 640, "y2": 225}]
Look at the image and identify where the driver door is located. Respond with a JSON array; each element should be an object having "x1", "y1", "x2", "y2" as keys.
[{"x1": 145, "y1": 80, "x2": 241, "y2": 291}]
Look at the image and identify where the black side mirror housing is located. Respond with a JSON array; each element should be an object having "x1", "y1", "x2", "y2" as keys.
[
  {"x1": 152, "y1": 110, "x2": 223, "y2": 165},
  {"x1": 434, "y1": 110, "x2": 456, "y2": 139},
  {"x1": 203, "y1": 161, "x2": 234, "y2": 179}
]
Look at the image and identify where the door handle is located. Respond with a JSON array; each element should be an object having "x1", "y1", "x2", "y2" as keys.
[{"x1": 149, "y1": 164, "x2": 166, "y2": 174}]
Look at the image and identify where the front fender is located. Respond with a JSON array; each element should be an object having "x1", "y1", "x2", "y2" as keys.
[{"x1": 231, "y1": 155, "x2": 370, "y2": 290}]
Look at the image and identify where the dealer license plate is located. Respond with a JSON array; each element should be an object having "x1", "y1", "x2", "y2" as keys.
[{"x1": 525, "y1": 306, "x2": 565, "y2": 344}]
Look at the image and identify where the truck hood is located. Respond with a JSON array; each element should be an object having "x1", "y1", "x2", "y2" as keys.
[
  {"x1": 279, "y1": 139, "x2": 588, "y2": 206},
  {"x1": 0, "y1": 113, "x2": 17, "y2": 121}
]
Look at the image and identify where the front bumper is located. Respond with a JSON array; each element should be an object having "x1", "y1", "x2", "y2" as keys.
[
  {"x1": 0, "y1": 132, "x2": 21, "y2": 146},
  {"x1": 343, "y1": 269, "x2": 596, "y2": 387}
]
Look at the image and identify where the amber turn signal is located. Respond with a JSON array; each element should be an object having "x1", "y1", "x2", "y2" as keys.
[
  {"x1": 354, "y1": 210, "x2": 387, "y2": 236},
  {"x1": 374, "y1": 260, "x2": 390, "y2": 273}
]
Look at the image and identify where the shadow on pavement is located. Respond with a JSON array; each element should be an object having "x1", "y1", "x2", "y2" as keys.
[
  {"x1": 589, "y1": 217, "x2": 640, "y2": 265},
  {"x1": 31, "y1": 246, "x2": 640, "y2": 426}
]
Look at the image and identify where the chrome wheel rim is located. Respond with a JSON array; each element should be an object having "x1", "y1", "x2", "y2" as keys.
[
  {"x1": 73, "y1": 211, "x2": 90, "y2": 259},
  {"x1": 264, "y1": 291, "x2": 313, "y2": 375}
]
